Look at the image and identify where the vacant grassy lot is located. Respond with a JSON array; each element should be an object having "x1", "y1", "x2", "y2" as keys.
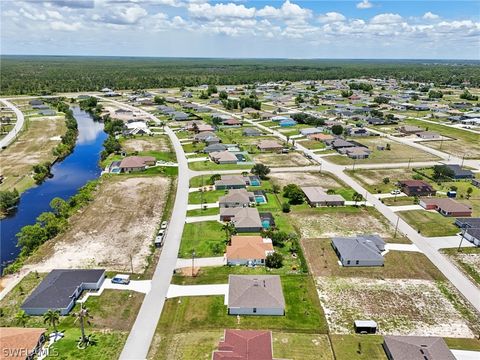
[
  {"x1": 188, "y1": 160, "x2": 252, "y2": 171},
  {"x1": 330, "y1": 335, "x2": 387, "y2": 360},
  {"x1": 317, "y1": 277, "x2": 478, "y2": 337},
  {"x1": 289, "y1": 207, "x2": 409, "y2": 241},
  {"x1": 188, "y1": 189, "x2": 226, "y2": 204},
  {"x1": 253, "y1": 152, "x2": 313, "y2": 167},
  {"x1": 269, "y1": 171, "x2": 343, "y2": 189},
  {"x1": 403, "y1": 118, "x2": 480, "y2": 158},
  {"x1": 0, "y1": 273, "x2": 143, "y2": 360},
  {"x1": 121, "y1": 134, "x2": 172, "y2": 153},
  {"x1": 442, "y1": 247, "x2": 480, "y2": 286},
  {"x1": 179, "y1": 221, "x2": 225, "y2": 258},
  {"x1": 302, "y1": 238, "x2": 443, "y2": 280},
  {"x1": 328, "y1": 137, "x2": 440, "y2": 165},
  {"x1": 346, "y1": 168, "x2": 420, "y2": 194},
  {"x1": 149, "y1": 274, "x2": 327, "y2": 359},
  {"x1": 397, "y1": 210, "x2": 459, "y2": 237},
  {"x1": 0, "y1": 116, "x2": 66, "y2": 193},
  {"x1": 27, "y1": 175, "x2": 171, "y2": 272}
]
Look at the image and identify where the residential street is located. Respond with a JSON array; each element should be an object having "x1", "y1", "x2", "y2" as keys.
[{"x1": 0, "y1": 99, "x2": 25, "y2": 149}]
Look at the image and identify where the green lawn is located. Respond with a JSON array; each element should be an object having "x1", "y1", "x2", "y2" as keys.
[
  {"x1": 397, "y1": 210, "x2": 459, "y2": 237},
  {"x1": 188, "y1": 160, "x2": 252, "y2": 171},
  {"x1": 330, "y1": 335, "x2": 387, "y2": 360},
  {"x1": 188, "y1": 189, "x2": 226, "y2": 204},
  {"x1": 444, "y1": 337, "x2": 480, "y2": 351},
  {"x1": 179, "y1": 221, "x2": 226, "y2": 258},
  {"x1": 186, "y1": 207, "x2": 220, "y2": 216}
]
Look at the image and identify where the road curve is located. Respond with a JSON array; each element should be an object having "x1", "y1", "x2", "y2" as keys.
[{"x1": 0, "y1": 99, "x2": 25, "y2": 149}]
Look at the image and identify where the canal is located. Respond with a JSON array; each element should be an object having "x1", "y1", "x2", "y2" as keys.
[{"x1": 0, "y1": 106, "x2": 106, "y2": 269}]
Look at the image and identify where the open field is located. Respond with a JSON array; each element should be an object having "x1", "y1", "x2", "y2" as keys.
[
  {"x1": 148, "y1": 274, "x2": 327, "y2": 359},
  {"x1": 27, "y1": 175, "x2": 171, "y2": 272},
  {"x1": 316, "y1": 277, "x2": 479, "y2": 337},
  {"x1": 302, "y1": 238, "x2": 444, "y2": 280},
  {"x1": 289, "y1": 207, "x2": 409, "y2": 241},
  {"x1": 121, "y1": 134, "x2": 172, "y2": 153},
  {"x1": 0, "y1": 116, "x2": 66, "y2": 192},
  {"x1": 179, "y1": 221, "x2": 225, "y2": 258},
  {"x1": 0, "y1": 273, "x2": 143, "y2": 360},
  {"x1": 346, "y1": 168, "x2": 418, "y2": 194},
  {"x1": 254, "y1": 152, "x2": 313, "y2": 167},
  {"x1": 330, "y1": 335, "x2": 387, "y2": 360},
  {"x1": 328, "y1": 137, "x2": 440, "y2": 165},
  {"x1": 269, "y1": 171, "x2": 343, "y2": 189},
  {"x1": 442, "y1": 247, "x2": 480, "y2": 286},
  {"x1": 397, "y1": 210, "x2": 459, "y2": 237}
]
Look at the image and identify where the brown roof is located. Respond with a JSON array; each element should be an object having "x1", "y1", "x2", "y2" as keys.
[
  {"x1": 213, "y1": 330, "x2": 273, "y2": 360},
  {"x1": 119, "y1": 156, "x2": 155, "y2": 169},
  {"x1": 210, "y1": 151, "x2": 238, "y2": 163},
  {"x1": 257, "y1": 140, "x2": 282, "y2": 150},
  {"x1": 221, "y1": 208, "x2": 262, "y2": 229},
  {"x1": 383, "y1": 336, "x2": 455, "y2": 360},
  {"x1": 219, "y1": 189, "x2": 254, "y2": 205},
  {"x1": 307, "y1": 133, "x2": 334, "y2": 141},
  {"x1": 0, "y1": 327, "x2": 46, "y2": 360},
  {"x1": 420, "y1": 197, "x2": 472, "y2": 213},
  {"x1": 226, "y1": 236, "x2": 274, "y2": 261},
  {"x1": 228, "y1": 275, "x2": 285, "y2": 309},
  {"x1": 398, "y1": 180, "x2": 434, "y2": 189}
]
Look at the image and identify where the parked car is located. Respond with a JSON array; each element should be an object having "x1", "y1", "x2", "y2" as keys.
[
  {"x1": 390, "y1": 189, "x2": 401, "y2": 195},
  {"x1": 158, "y1": 229, "x2": 165, "y2": 237},
  {"x1": 111, "y1": 274, "x2": 130, "y2": 285},
  {"x1": 161, "y1": 221, "x2": 168, "y2": 229}
]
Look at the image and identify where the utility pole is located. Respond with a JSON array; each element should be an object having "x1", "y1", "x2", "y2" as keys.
[
  {"x1": 458, "y1": 226, "x2": 467, "y2": 252},
  {"x1": 192, "y1": 250, "x2": 196, "y2": 277},
  {"x1": 407, "y1": 158, "x2": 411, "y2": 169},
  {"x1": 352, "y1": 158, "x2": 356, "y2": 173},
  {"x1": 461, "y1": 154, "x2": 465, "y2": 168},
  {"x1": 200, "y1": 175, "x2": 204, "y2": 211},
  {"x1": 394, "y1": 216, "x2": 400, "y2": 238}
]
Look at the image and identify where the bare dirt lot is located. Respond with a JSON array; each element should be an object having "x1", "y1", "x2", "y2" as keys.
[
  {"x1": 316, "y1": 277, "x2": 478, "y2": 337},
  {"x1": 0, "y1": 116, "x2": 66, "y2": 192},
  {"x1": 122, "y1": 135, "x2": 171, "y2": 153},
  {"x1": 269, "y1": 172, "x2": 343, "y2": 189},
  {"x1": 254, "y1": 152, "x2": 313, "y2": 167},
  {"x1": 27, "y1": 175, "x2": 171, "y2": 273}
]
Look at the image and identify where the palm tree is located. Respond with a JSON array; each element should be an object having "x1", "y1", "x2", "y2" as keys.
[
  {"x1": 72, "y1": 304, "x2": 93, "y2": 348},
  {"x1": 352, "y1": 192, "x2": 363, "y2": 207},
  {"x1": 15, "y1": 310, "x2": 29, "y2": 327},
  {"x1": 43, "y1": 309, "x2": 60, "y2": 334},
  {"x1": 221, "y1": 222, "x2": 236, "y2": 244}
]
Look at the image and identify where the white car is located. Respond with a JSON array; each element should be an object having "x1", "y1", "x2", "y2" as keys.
[
  {"x1": 158, "y1": 229, "x2": 165, "y2": 237},
  {"x1": 161, "y1": 221, "x2": 168, "y2": 229},
  {"x1": 390, "y1": 189, "x2": 401, "y2": 195}
]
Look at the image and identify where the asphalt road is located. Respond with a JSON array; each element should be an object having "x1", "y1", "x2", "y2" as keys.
[{"x1": 0, "y1": 99, "x2": 25, "y2": 149}]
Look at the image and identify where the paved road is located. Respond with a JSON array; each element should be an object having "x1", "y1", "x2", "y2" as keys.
[
  {"x1": 0, "y1": 99, "x2": 25, "y2": 149},
  {"x1": 96, "y1": 98, "x2": 190, "y2": 360}
]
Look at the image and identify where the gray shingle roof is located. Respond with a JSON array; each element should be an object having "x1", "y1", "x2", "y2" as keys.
[
  {"x1": 383, "y1": 336, "x2": 455, "y2": 360},
  {"x1": 332, "y1": 235, "x2": 385, "y2": 262},
  {"x1": 228, "y1": 275, "x2": 285, "y2": 309}
]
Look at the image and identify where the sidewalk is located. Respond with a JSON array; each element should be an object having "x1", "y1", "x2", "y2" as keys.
[
  {"x1": 176, "y1": 256, "x2": 225, "y2": 269},
  {"x1": 166, "y1": 284, "x2": 229, "y2": 302}
]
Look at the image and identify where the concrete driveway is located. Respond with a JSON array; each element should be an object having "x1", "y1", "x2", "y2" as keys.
[
  {"x1": 384, "y1": 243, "x2": 421, "y2": 252},
  {"x1": 185, "y1": 214, "x2": 220, "y2": 223},
  {"x1": 166, "y1": 284, "x2": 229, "y2": 301},
  {"x1": 187, "y1": 202, "x2": 219, "y2": 210},
  {"x1": 452, "y1": 349, "x2": 480, "y2": 360},
  {"x1": 104, "y1": 279, "x2": 151, "y2": 293},
  {"x1": 389, "y1": 204, "x2": 424, "y2": 212},
  {"x1": 176, "y1": 256, "x2": 226, "y2": 269}
]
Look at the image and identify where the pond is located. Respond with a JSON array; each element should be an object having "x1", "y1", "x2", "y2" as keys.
[{"x1": 0, "y1": 106, "x2": 106, "y2": 270}]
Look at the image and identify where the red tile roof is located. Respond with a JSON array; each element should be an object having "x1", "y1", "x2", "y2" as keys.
[{"x1": 213, "y1": 330, "x2": 273, "y2": 360}]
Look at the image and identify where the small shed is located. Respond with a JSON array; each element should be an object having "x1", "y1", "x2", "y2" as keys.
[{"x1": 354, "y1": 320, "x2": 377, "y2": 334}]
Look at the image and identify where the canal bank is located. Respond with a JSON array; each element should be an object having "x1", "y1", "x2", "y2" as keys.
[{"x1": 0, "y1": 106, "x2": 106, "y2": 271}]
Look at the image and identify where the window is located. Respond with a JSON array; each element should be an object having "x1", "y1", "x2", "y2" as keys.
[
  {"x1": 347, "y1": 260, "x2": 351, "y2": 265},
  {"x1": 253, "y1": 308, "x2": 257, "y2": 313},
  {"x1": 356, "y1": 260, "x2": 359, "y2": 265}
]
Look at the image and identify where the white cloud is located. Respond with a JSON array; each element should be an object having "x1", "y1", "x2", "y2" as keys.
[
  {"x1": 50, "y1": 21, "x2": 82, "y2": 31},
  {"x1": 258, "y1": 1, "x2": 311, "y2": 20},
  {"x1": 423, "y1": 12, "x2": 440, "y2": 20},
  {"x1": 188, "y1": 2, "x2": 256, "y2": 21},
  {"x1": 46, "y1": 10, "x2": 63, "y2": 20},
  {"x1": 370, "y1": 13, "x2": 403, "y2": 25},
  {"x1": 356, "y1": 0, "x2": 373, "y2": 9},
  {"x1": 19, "y1": 8, "x2": 47, "y2": 21},
  {"x1": 100, "y1": 5, "x2": 148, "y2": 25},
  {"x1": 318, "y1": 12, "x2": 346, "y2": 24}
]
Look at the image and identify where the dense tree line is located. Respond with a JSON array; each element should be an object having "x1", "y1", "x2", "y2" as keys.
[
  {"x1": 1, "y1": 56, "x2": 480, "y2": 95},
  {"x1": 291, "y1": 113, "x2": 325, "y2": 127},
  {"x1": 0, "y1": 188, "x2": 20, "y2": 215}
]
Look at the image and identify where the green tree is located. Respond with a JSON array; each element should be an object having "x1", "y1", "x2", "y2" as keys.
[
  {"x1": 383, "y1": 177, "x2": 390, "y2": 184},
  {"x1": 265, "y1": 252, "x2": 283, "y2": 269},
  {"x1": 251, "y1": 164, "x2": 271, "y2": 180},
  {"x1": 283, "y1": 184, "x2": 304, "y2": 205},
  {"x1": 15, "y1": 310, "x2": 29, "y2": 327},
  {"x1": 374, "y1": 96, "x2": 389, "y2": 104},
  {"x1": 331, "y1": 125, "x2": 344, "y2": 136},
  {"x1": 50, "y1": 197, "x2": 69, "y2": 218},
  {"x1": 17, "y1": 224, "x2": 48, "y2": 255},
  {"x1": 466, "y1": 187, "x2": 473, "y2": 199},
  {"x1": 0, "y1": 189, "x2": 19, "y2": 212},
  {"x1": 73, "y1": 304, "x2": 93, "y2": 349},
  {"x1": 219, "y1": 90, "x2": 228, "y2": 100},
  {"x1": 352, "y1": 192, "x2": 364, "y2": 206},
  {"x1": 432, "y1": 165, "x2": 454, "y2": 180},
  {"x1": 154, "y1": 96, "x2": 166, "y2": 104},
  {"x1": 43, "y1": 309, "x2": 61, "y2": 333},
  {"x1": 281, "y1": 202, "x2": 291, "y2": 213},
  {"x1": 221, "y1": 222, "x2": 237, "y2": 243}
]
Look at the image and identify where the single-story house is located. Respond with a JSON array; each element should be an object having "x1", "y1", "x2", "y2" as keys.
[
  {"x1": 300, "y1": 128, "x2": 322, "y2": 136},
  {"x1": 473, "y1": 178, "x2": 480, "y2": 189},
  {"x1": 29, "y1": 99, "x2": 43, "y2": 106},
  {"x1": 223, "y1": 118, "x2": 242, "y2": 126},
  {"x1": 157, "y1": 105, "x2": 175, "y2": 114},
  {"x1": 171, "y1": 111, "x2": 189, "y2": 121},
  {"x1": 416, "y1": 131, "x2": 440, "y2": 140},
  {"x1": 343, "y1": 146, "x2": 371, "y2": 159},
  {"x1": 419, "y1": 198, "x2": 472, "y2": 217},
  {"x1": 331, "y1": 235, "x2": 385, "y2": 267},
  {"x1": 210, "y1": 151, "x2": 238, "y2": 164},
  {"x1": 398, "y1": 180, "x2": 436, "y2": 197},
  {"x1": 383, "y1": 336, "x2": 455, "y2": 360},
  {"x1": 227, "y1": 275, "x2": 285, "y2": 316},
  {"x1": 327, "y1": 138, "x2": 356, "y2": 150},
  {"x1": 194, "y1": 131, "x2": 221, "y2": 144},
  {"x1": 215, "y1": 175, "x2": 248, "y2": 190},
  {"x1": 22, "y1": 269, "x2": 106, "y2": 315},
  {"x1": 119, "y1": 156, "x2": 156, "y2": 172},
  {"x1": 0, "y1": 327, "x2": 47, "y2": 360},
  {"x1": 219, "y1": 189, "x2": 255, "y2": 208},
  {"x1": 301, "y1": 186, "x2": 345, "y2": 207},
  {"x1": 226, "y1": 236, "x2": 274, "y2": 266},
  {"x1": 257, "y1": 140, "x2": 283, "y2": 152},
  {"x1": 348, "y1": 128, "x2": 370, "y2": 137},
  {"x1": 445, "y1": 164, "x2": 474, "y2": 179},
  {"x1": 243, "y1": 128, "x2": 262, "y2": 137},
  {"x1": 455, "y1": 218, "x2": 480, "y2": 246},
  {"x1": 279, "y1": 119, "x2": 297, "y2": 127},
  {"x1": 220, "y1": 207, "x2": 263, "y2": 232},
  {"x1": 203, "y1": 143, "x2": 228, "y2": 153},
  {"x1": 39, "y1": 109, "x2": 56, "y2": 116},
  {"x1": 308, "y1": 133, "x2": 334, "y2": 142},
  {"x1": 212, "y1": 330, "x2": 273, "y2": 360},
  {"x1": 271, "y1": 115, "x2": 292, "y2": 122},
  {"x1": 397, "y1": 125, "x2": 423, "y2": 134},
  {"x1": 367, "y1": 117, "x2": 387, "y2": 125}
]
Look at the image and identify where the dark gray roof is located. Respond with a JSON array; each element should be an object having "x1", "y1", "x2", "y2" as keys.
[
  {"x1": 383, "y1": 336, "x2": 455, "y2": 360},
  {"x1": 22, "y1": 269, "x2": 105, "y2": 310},
  {"x1": 455, "y1": 217, "x2": 480, "y2": 229},
  {"x1": 228, "y1": 275, "x2": 285, "y2": 309},
  {"x1": 332, "y1": 235, "x2": 385, "y2": 261},
  {"x1": 445, "y1": 164, "x2": 474, "y2": 177},
  {"x1": 204, "y1": 143, "x2": 228, "y2": 152}
]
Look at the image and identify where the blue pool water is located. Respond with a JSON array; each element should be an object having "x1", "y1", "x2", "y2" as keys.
[
  {"x1": 0, "y1": 106, "x2": 106, "y2": 269},
  {"x1": 255, "y1": 195, "x2": 266, "y2": 204},
  {"x1": 262, "y1": 219, "x2": 271, "y2": 229}
]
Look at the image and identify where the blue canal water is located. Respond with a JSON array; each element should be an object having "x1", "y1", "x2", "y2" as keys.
[{"x1": 0, "y1": 106, "x2": 106, "y2": 268}]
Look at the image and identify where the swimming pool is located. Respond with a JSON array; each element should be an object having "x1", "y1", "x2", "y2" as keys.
[
  {"x1": 255, "y1": 195, "x2": 266, "y2": 204},
  {"x1": 262, "y1": 219, "x2": 271, "y2": 229}
]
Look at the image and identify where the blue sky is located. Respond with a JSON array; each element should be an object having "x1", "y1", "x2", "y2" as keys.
[{"x1": 1, "y1": 0, "x2": 479, "y2": 59}]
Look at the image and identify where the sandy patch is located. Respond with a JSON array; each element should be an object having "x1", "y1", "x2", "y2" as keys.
[
  {"x1": 316, "y1": 277, "x2": 477, "y2": 337},
  {"x1": 29, "y1": 176, "x2": 171, "y2": 273},
  {"x1": 269, "y1": 172, "x2": 342, "y2": 189},
  {"x1": 123, "y1": 136, "x2": 170, "y2": 153},
  {"x1": 254, "y1": 152, "x2": 312, "y2": 167}
]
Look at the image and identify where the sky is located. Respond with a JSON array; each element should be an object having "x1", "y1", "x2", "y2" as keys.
[{"x1": 1, "y1": 0, "x2": 479, "y2": 59}]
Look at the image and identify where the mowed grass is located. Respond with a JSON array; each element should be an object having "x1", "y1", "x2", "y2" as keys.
[
  {"x1": 441, "y1": 247, "x2": 480, "y2": 286},
  {"x1": 302, "y1": 238, "x2": 445, "y2": 281},
  {"x1": 330, "y1": 335, "x2": 387, "y2": 360},
  {"x1": 179, "y1": 221, "x2": 225, "y2": 258},
  {"x1": 397, "y1": 210, "x2": 459, "y2": 237},
  {"x1": 346, "y1": 168, "x2": 419, "y2": 194},
  {"x1": 188, "y1": 160, "x2": 252, "y2": 171},
  {"x1": 188, "y1": 189, "x2": 226, "y2": 204}
]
